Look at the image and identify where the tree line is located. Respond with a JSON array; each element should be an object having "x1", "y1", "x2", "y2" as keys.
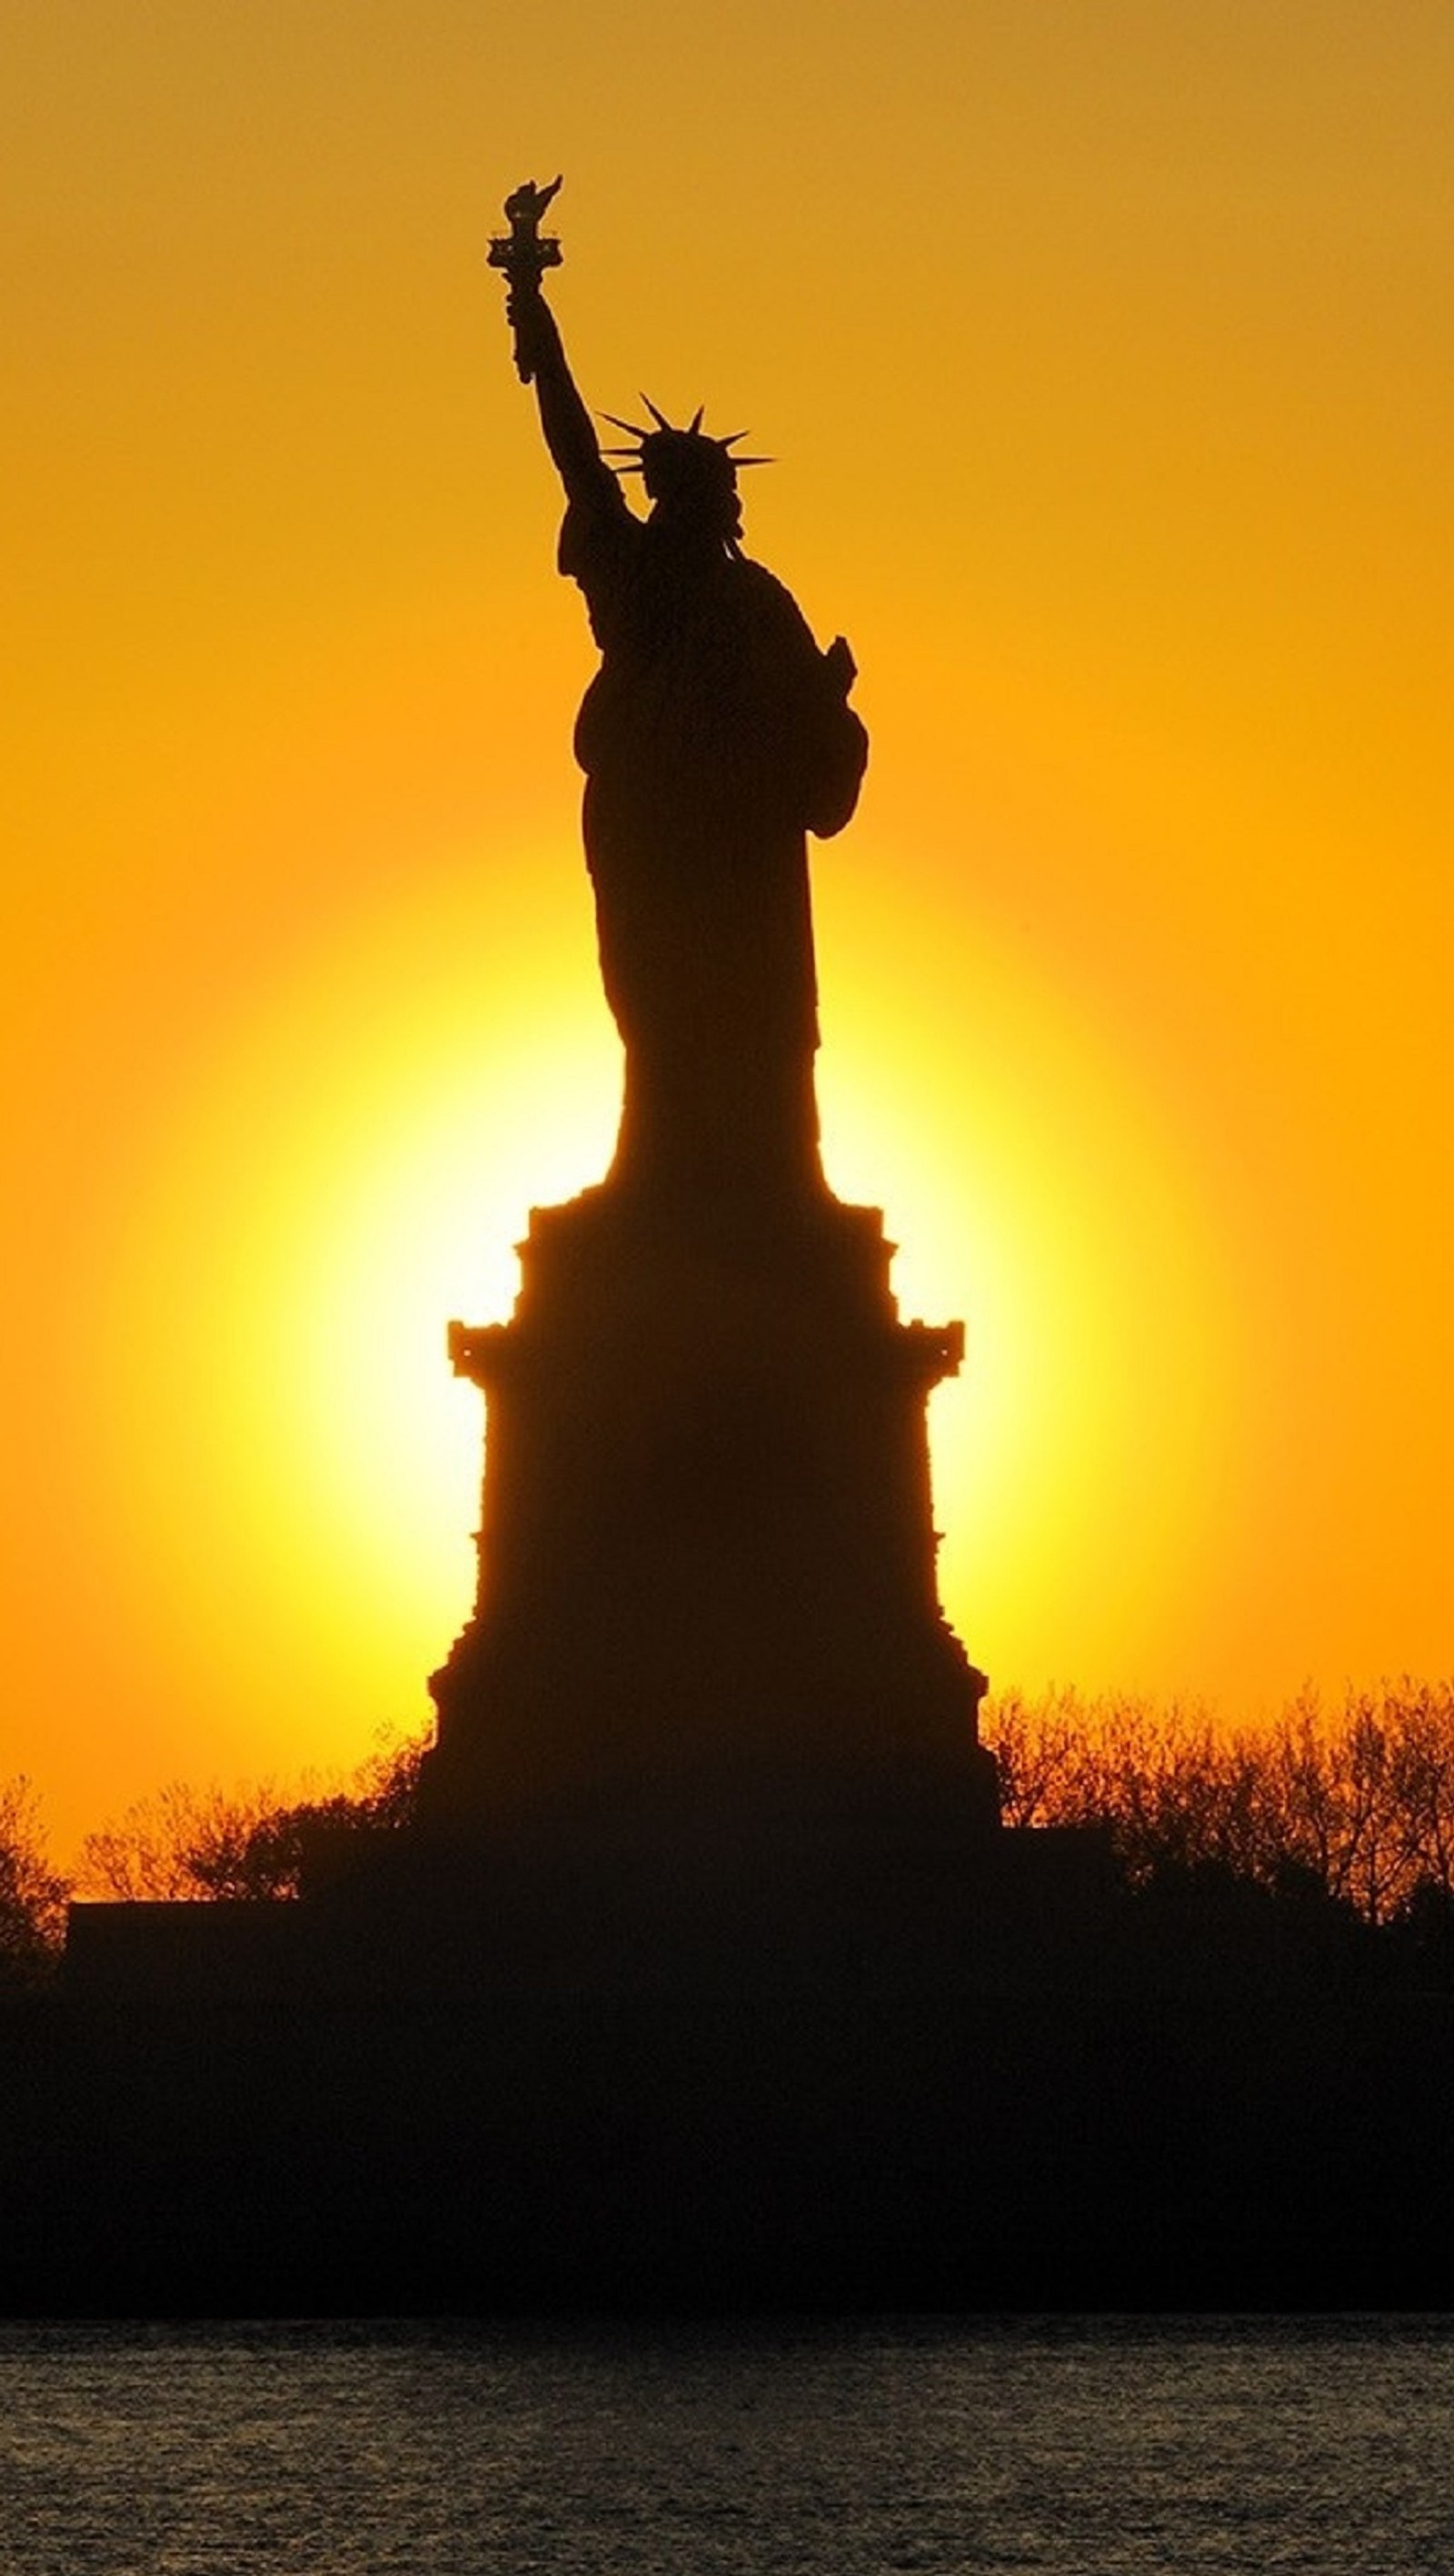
[
  {"x1": 988, "y1": 1680, "x2": 1454, "y2": 1927},
  {"x1": 4, "y1": 1682, "x2": 1454, "y2": 1980}
]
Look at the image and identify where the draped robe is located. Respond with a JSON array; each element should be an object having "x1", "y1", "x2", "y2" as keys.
[{"x1": 560, "y1": 482, "x2": 868, "y2": 1198}]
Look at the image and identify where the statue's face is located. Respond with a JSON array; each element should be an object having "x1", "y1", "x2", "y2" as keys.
[
  {"x1": 649, "y1": 480, "x2": 742, "y2": 547},
  {"x1": 639, "y1": 430, "x2": 742, "y2": 544}
]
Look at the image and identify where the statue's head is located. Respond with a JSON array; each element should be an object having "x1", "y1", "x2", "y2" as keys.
[{"x1": 603, "y1": 403, "x2": 768, "y2": 544}]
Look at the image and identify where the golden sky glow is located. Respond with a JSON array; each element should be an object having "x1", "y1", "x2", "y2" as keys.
[{"x1": 4, "y1": 4, "x2": 1452, "y2": 1850}]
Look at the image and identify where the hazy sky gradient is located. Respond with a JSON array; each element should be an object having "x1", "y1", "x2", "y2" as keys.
[{"x1": 4, "y1": 3, "x2": 1451, "y2": 1847}]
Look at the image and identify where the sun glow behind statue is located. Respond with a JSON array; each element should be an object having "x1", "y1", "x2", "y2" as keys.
[{"x1": 79, "y1": 807, "x2": 1244, "y2": 1831}]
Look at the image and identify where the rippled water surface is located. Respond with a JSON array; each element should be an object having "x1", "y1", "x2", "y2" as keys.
[{"x1": 1, "y1": 2315, "x2": 1450, "y2": 2575}]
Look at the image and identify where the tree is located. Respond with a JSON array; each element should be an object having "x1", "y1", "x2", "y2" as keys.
[
  {"x1": 75, "y1": 1729, "x2": 428, "y2": 1904},
  {"x1": 981, "y1": 1681, "x2": 1454, "y2": 1928},
  {"x1": 0, "y1": 1778, "x2": 68, "y2": 1984}
]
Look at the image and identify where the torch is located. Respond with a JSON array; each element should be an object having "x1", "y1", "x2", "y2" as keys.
[{"x1": 487, "y1": 176, "x2": 563, "y2": 383}]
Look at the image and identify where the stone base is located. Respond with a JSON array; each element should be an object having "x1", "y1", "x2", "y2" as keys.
[{"x1": 420, "y1": 1179, "x2": 998, "y2": 1846}]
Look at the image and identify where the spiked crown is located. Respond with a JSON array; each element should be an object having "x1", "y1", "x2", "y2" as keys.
[{"x1": 601, "y1": 399, "x2": 771, "y2": 506}]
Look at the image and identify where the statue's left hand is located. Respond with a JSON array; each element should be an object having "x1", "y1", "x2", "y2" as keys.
[{"x1": 823, "y1": 635, "x2": 857, "y2": 696}]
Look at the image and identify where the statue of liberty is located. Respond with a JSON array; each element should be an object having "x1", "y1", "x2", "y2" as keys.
[
  {"x1": 421, "y1": 180, "x2": 992, "y2": 1848},
  {"x1": 493, "y1": 181, "x2": 868, "y2": 1202}
]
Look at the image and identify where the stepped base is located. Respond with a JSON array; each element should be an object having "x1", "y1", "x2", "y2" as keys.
[{"x1": 420, "y1": 1180, "x2": 997, "y2": 1843}]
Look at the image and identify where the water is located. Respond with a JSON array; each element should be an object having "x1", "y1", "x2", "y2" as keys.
[{"x1": 0, "y1": 2316, "x2": 1449, "y2": 2575}]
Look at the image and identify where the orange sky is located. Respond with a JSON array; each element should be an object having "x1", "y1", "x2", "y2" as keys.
[{"x1": 3, "y1": 3, "x2": 1452, "y2": 1854}]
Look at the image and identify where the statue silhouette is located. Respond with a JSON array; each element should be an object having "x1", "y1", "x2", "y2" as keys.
[
  {"x1": 419, "y1": 185, "x2": 996, "y2": 1854},
  {"x1": 506, "y1": 261, "x2": 867, "y2": 1198}
]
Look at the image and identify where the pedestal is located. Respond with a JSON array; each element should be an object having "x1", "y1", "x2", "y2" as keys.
[{"x1": 419, "y1": 1180, "x2": 999, "y2": 1874}]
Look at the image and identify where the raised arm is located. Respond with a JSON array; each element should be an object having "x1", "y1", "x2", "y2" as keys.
[
  {"x1": 507, "y1": 278, "x2": 618, "y2": 512},
  {"x1": 489, "y1": 179, "x2": 622, "y2": 522}
]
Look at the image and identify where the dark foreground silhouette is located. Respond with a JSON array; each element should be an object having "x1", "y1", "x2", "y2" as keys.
[
  {"x1": 21, "y1": 192, "x2": 1453, "y2": 2312},
  {"x1": 15, "y1": 1698, "x2": 1454, "y2": 2312},
  {"x1": 10, "y1": 1837, "x2": 1454, "y2": 2312}
]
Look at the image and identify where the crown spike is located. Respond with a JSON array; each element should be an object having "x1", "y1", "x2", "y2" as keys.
[{"x1": 642, "y1": 394, "x2": 672, "y2": 431}]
